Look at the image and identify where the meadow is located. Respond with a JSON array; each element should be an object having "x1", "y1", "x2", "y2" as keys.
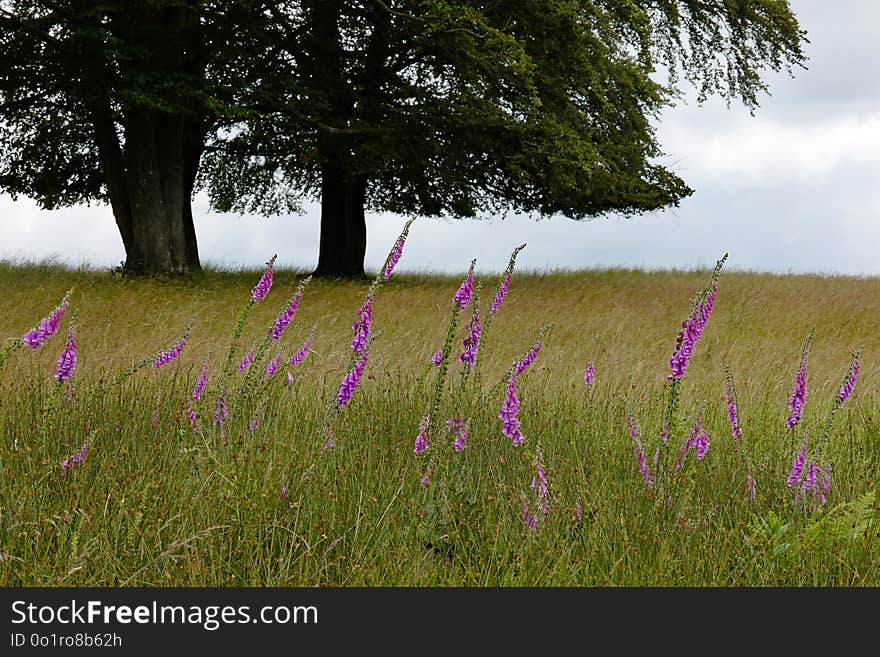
[{"x1": 1, "y1": 230, "x2": 879, "y2": 586}]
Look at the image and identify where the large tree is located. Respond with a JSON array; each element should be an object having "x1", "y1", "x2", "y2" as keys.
[
  {"x1": 1, "y1": 1, "x2": 807, "y2": 277},
  {"x1": 0, "y1": 0, "x2": 259, "y2": 274},
  {"x1": 202, "y1": 0, "x2": 807, "y2": 277}
]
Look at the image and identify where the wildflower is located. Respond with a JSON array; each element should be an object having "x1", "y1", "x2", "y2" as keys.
[
  {"x1": 746, "y1": 473, "x2": 757, "y2": 501},
  {"x1": 447, "y1": 417, "x2": 468, "y2": 452},
  {"x1": 266, "y1": 353, "x2": 283, "y2": 379},
  {"x1": 459, "y1": 307, "x2": 481, "y2": 367},
  {"x1": 660, "y1": 423, "x2": 669, "y2": 443},
  {"x1": 576, "y1": 502, "x2": 584, "y2": 521},
  {"x1": 430, "y1": 348, "x2": 443, "y2": 366},
  {"x1": 514, "y1": 341, "x2": 542, "y2": 377},
  {"x1": 499, "y1": 377, "x2": 525, "y2": 446},
  {"x1": 583, "y1": 361, "x2": 595, "y2": 387},
  {"x1": 290, "y1": 338, "x2": 313, "y2": 369},
  {"x1": 23, "y1": 290, "x2": 72, "y2": 349},
  {"x1": 286, "y1": 372, "x2": 294, "y2": 386},
  {"x1": 522, "y1": 447, "x2": 550, "y2": 531},
  {"x1": 787, "y1": 331, "x2": 812, "y2": 428},
  {"x1": 251, "y1": 255, "x2": 276, "y2": 302},
  {"x1": 489, "y1": 243, "x2": 525, "y2": 317},
  {"x1": 838, "y1": 351, "x2": 861, "y2": 405},
  {"x1": 382, "y1": 219, "x2": 414, "y2": 281},
  {"x1": 336, "y1": 349, "x2": 369, "y2": 408},
  {"x1": 213, "y1": 394, "x2": 228, "y2": 431},
  {"x1": 816, "y1": 468, "x2": 831, "y2": 506},
  {"x1": 627, "y1": 415, "x2": 653, "y2": 486},
  {"x1": 491, "y1": 273, "x2": 511, "y2": 316},
  {"x1": 725, "y1": 367, "x2": 743, "y2": 439},
  {"x1": 54, "y1": 323, "x2": 77, "y2": 383},
  {"x1": 192, "y1": 362, "x2": 209, "y2": 401},
  {"x1": 668, "y1": 285, "x2": 717, "y2": 380},
  {"x1": 247, "y1": 403, "x2": 266, "y2": 434},
  {"x1": 452, "y1": 261, "x2": 475, "y2": 309},
  {"x1": 420, "y1": 472, "x2": 430, "y2": 487},
  {"x1": 413, "y1": 414, "x2": 430, "y2": 454},
  {"x1": 186, "y1": 405, "x2": 199, "y2": 433},
  {"x1": 675, "y1": 417, "x2": 709, "y2": 471},
  {"x1": 60, "y1": 443, "x2": 88, "y2": 480},
  {"x1": 237, "y1": 349, "x2": 255, "y2": 372},
  {"x1": 786, "y1": 437, "x2": 808, "y2": 487},
  {"x1": 322, "y1": 424, "x2": 336, "y2": 452},
  {"x1": 802, "y1": 461, "x2": 820, "y2": 492},
  {"x1": 153, "y1": 339, "x2": 187, "y2": 368},
  {"x1": 351, "y1": 295, "x2": 373, "y2": 355},
  {"x1": 270, "y1": 276, "x2": 311, "y2": 341},
  {"x1": 281, "y1": 484, "x2": 289, "y2": 499}
]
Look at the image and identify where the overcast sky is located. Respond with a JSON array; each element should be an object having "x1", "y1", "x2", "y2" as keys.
[{"x1": 2, "y1": 0, "x2": 878, "y2": 277}]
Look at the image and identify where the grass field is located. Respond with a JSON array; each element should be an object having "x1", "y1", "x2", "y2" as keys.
[{"x1": 1, "y1": 246, "x2": 879, "y2": 586}]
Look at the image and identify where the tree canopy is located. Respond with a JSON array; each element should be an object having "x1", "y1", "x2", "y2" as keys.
[{"x1": 0, "y1": 1, "x2": 808, "y2": 276}]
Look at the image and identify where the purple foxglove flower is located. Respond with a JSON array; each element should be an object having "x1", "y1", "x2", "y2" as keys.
[
  {"x1": 459, "y1": 308, "x2": 482, "y2": 367},
  {"x1": 786, "y1": 437, "x2": 808, "y2": 487},
  {"x1": 636, "y1": 445, "x2": 654, "y2": 487},
  {"x1": 421, "y1": 473, "x2": 430, "y2": 487},
  {"x1": 351, "y1": 295, "x2": 373, "y2": 355},
  {"x1": 668, "y1": 285, "x2": 717, "y2": 380},
  {"x1": 627, "y1": 415, "x2": 654, "y2": 486},
  {"x1": 291, "y1": 338, "x2": 313, "y2": 368},
  {"x1": 192, "y1": 362, "x2": 209, "y2": 400},
  {"x1": 816, "y1": 468, "x2": 831, "y2": 506},
  {"x1": 54, "y1": 325, "x2": 77, "y2": 382},
  {"x1": 447, "y1": 417, "x2": 468, "y2": 452},
  {"x1": 676, "y1": 418, "x2": 709, "y2": 470},
  {"x1": 251, "y1": 255, "x2": 276, "y2": 302},
  {"x1": 23, "y1": 291, "x2": 71, "y2": 349},
  {"x1": 726, "y1": 377, "x2": 743, "y2": 439},
  {"x1": 430, "y1": 348, "x2": 443, "y2": 366},
  {"x1": 499, "y1": 377, "x2": 525, "y2": 446},
  {"x1": 281, "y1": 484, "x2": 288, "y2": 499},
  {"x1": 186, "y1": 404, "x2": 199, "y2": 433},
  {"x1": 490, "y1": 273, "x2": 510, "y2": 316},
  {"x1": 382, "y1": 219, "x2": 414, "y2": 281},
  {"x1": 786, "y1": 332, "x2": 812, "y2": 428},
  {"x1": 746, "y1": 473, "x2": 757, "y2": 501},
  {"x1": 661, "y1": 422, "x2": 669, "y2": 443},
  {"x1": 583, "y1": 360, "x2": 595, "y2": 387},
  {"x1": 286, "y1": 372, "x2": 294, "y2": 386},
  {"x1": 514, "y1": 341, "x2": 542, "y2": 377},
  {"x1": 266, "y1": 353, "x2": 283, "y2": 379},
  {"x1": 787, "y1": 358, "x2": 808, "y2": 428},
  {"x1": 213, "y1": 393, "x2": 228, "y2": 432},
  {"x1": 60, "y1": 443, "x2": 88, "y2": 480},
  {"x1": 270, "y1": 276, "x2": 311, "y2": 341},
  {"x1": 413, "y1": 414, "x2": 430, "y2": 454},
  {"x1": 153, "y1": 339, "x2": 187, "y2": 368},
  {"x1": 576, "y1": 502, "x2": 583, "y2": 521},
  {"x1": 838, "y1": 352, "x2": 861, "y2": 405},
  {"x1": 322, "y1": 424, "x2": 336, "y2": 452},
  {"x1": 802, "y1": 460, "x2": 820, "y2": 491},
  {"x1": 336, "y1": 349, "x2": 369, "y2": 407},
  {"x1": 490, "y1": 243, "x2": 525, "y2": 317},
  {"x1": 522, "y1": 447, "x2": 550, "y2": 530},
  {"x1": 452, "y1": 262, "x2": 475, "y2": 309},
  {"x1": 237, "y1": 349, "x2": 255, "y2": 372}
]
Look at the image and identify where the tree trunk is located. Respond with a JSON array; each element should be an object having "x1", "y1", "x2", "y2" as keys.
[
  {"x1": 96, "y1": 3, "x2": 203, "y2": 276},
  {"x1": 314, "y1": 159, "x2": 367, "y2": 278},
  {"x1": 121, "y1": 110, "x2": 201, "y2": 275}
]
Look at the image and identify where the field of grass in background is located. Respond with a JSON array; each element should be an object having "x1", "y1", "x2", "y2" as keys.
[{"x1": 0, "y1": 252, "x2": 878, "y2": 586}]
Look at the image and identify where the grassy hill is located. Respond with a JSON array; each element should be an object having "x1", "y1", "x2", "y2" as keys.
[{"x1": 1, "y1": 260, "x2": 878, "y2": 585}]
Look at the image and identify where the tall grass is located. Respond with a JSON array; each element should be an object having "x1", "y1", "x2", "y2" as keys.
[{"x1": 0, "y1": 249, "x2": 878, "y2": 586}]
